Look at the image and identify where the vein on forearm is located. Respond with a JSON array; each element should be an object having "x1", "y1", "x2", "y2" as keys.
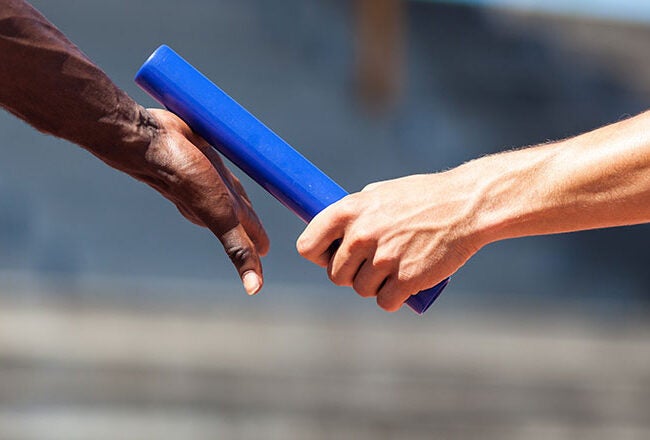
[
  {"x1": 551, "y1": 114, "x2": 650, "y2": 225},
  {"x1": 474, "y1": 113, "x2": 650, "y2": 243}
]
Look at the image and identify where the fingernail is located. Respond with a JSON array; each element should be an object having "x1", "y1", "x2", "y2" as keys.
[{"x1": 243, "y1": 272, "x2": 261, "y2": 295}]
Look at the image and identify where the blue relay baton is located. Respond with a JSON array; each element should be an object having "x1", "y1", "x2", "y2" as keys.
[{"x1": 135, "y1": 45, "x2": 449, "y2": 314}]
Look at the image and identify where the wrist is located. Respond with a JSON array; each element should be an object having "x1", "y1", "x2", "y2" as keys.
[
  {"x1": 119, "y1": 103, "x2": 160, "y2": 154},
  {"x1": 89, "y1": 102, "x2": 161, "y2": 173}
]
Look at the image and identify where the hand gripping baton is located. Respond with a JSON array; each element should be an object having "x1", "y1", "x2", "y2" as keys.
[{"x1": 135, "y1": 45, "x2": 449, "y2": 314}]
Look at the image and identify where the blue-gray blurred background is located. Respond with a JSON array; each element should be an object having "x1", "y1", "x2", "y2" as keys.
[{"x1": 0, "y1": 1, "x2": 648, "y2": 439}]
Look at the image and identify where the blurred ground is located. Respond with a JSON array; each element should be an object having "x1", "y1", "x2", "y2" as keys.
[{"x1": 0, "y1": 278, "x2": 649, "y2": 440}]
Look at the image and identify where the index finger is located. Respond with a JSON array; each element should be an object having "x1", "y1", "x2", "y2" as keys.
[{"x1": 296, "y1": 197, "x2": 352, "y2": 267}]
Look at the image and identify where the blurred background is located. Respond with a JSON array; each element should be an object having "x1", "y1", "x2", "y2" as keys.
[{"x1": 0, "y1": 0, "x2": 649, "y2": 438}]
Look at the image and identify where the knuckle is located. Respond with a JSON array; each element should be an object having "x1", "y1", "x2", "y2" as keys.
[
  {"x1": 348, "y1": 228, "x2": 373, "y2": 250},
  {"x1": 206, "y1": 191, "x2": 234, "y2": 209},
  {"x1": 397, "y1": 267, "x2": 417, "y2": 284},
  {"x1": 372, "y1": 250, "x2": 396, "y2": 269},
  {"x1": 203, "y1": 204, "x2": 239, "y2": 236},
  {"x1": 225, "y1": 244, "x2": 254, "y2": 266},
  {"x1": 296, "y1": 236, "x2": 310, "y2": 256},
  {"x1": 362, "y1": 182, "x2": 379, "y2": 192},
  {"x1": 335, "y1": 196, "x2": 360, "y2": 220},
  {"x1": 327, "y1": 266, "x2": 349, "y2": 287},
  {"x1": 376, "y1": 294, "x2": 400, "y2": 312},
  {"x1": 353, "y1": 280, "x2": 376, "y2": 298}
]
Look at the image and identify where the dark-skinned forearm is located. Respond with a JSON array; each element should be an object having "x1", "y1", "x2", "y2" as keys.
[
  {"x1": 0, "y1": 1, "x2": 270, "y2": 294},
  {"x1": 0, "y1": 0, "x2": 157, "y2": 172}
]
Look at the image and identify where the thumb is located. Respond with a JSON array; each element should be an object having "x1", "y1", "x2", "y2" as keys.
[{"x1": 218, "y1": 224, "x2": 264, "y2": 295}]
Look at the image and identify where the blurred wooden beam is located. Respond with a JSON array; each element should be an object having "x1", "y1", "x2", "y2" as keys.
[{"x1": 355, "y1": 0, "x2": 406, "y2": 112}]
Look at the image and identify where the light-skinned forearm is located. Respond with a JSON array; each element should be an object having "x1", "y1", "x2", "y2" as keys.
[{"x1": 471, "y1": 111, "x2": 650, "y2": 247}]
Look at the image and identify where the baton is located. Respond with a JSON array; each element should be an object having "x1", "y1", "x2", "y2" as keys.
[{"x1": 135, "y1": 45, "x2": 449, "y2": 314}]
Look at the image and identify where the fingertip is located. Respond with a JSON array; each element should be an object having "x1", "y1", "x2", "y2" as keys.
[{"x1": 243, "y1": 271, "x2": 262, "y2": 295}]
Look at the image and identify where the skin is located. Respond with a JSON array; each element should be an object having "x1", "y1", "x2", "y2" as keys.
[
  {"x1": 298, "y1": 111, "x2": 650, "y2": 312},
  {"x1": 0, "y1": 0, "x2": 269, "y2": 294}
]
